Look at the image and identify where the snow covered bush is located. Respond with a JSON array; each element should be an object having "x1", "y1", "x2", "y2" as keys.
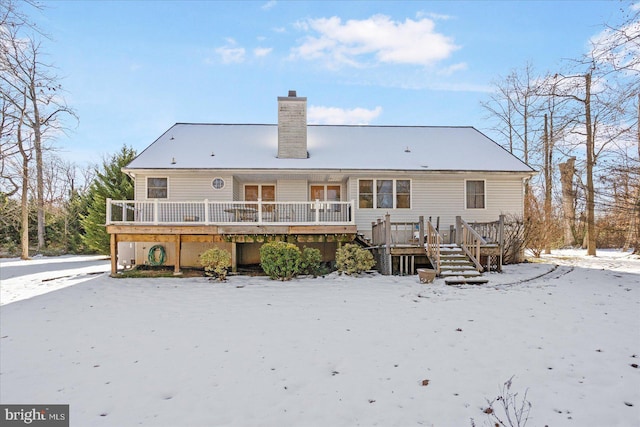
[
  {"x1": 336, "y1": 243, "x2": 375, "y2": 275},
  {"x1": 199, "y1": 247, "x2": 232, "y2": 281},
  {"x1": 260, "y1": 241, "x2": 301, "y2": 281},
  {"x1": 299, "y1": 246, "x2": 323, "y2": 277}
]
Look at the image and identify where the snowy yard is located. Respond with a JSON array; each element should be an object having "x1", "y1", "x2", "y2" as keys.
[{"x1": 0, "y1": 250, "x2": 639, "y2": 426}]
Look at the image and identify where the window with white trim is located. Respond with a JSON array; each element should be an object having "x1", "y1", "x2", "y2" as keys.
[
  {"x1": 147, "y1": 177, "x2": 167, "y2": 199},
  {"x1": 466, "y1": 180, "x2": 485, "y2": 209},
  {"x1": 310, "y1": 184, "x2": 341, "y2": 202},
  {"x1": 358, "y1": 179, "x2": 411, "y2": 209}
]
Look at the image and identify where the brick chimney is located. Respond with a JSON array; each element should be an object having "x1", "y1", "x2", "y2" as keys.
[{"x1": 277, "y1": 90, "x2": 308, "y2": 159}]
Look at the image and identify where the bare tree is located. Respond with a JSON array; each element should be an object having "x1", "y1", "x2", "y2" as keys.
[{"x1": 0, "y1": 0, "x2": 76, "y2": 252}]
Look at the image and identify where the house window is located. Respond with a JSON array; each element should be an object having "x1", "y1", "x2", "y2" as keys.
[
  {"x1": 466, "y1": 180, "x2": 485, "y2": 209},
  {"x1": 358, "y1": 179, "x2": 411, "y2": 209},
  {"x1": 147, "y1": 177, "x2": 167, "y2": 199},
  {"x1": 396, "y1": 180, "x2": 411, "y2": 208},
  {"x1": 212, "y1": 178, "x2": 225, "y2": 190},
  {"x1": 377, "y1": 180, "x2": 393, "y2": 208},
  {"x1": 245, "y1": 184, "x2": 276, "y2": 211},
  {"x1": 359, "y1": 180, "x2": 374, "y2": 208},
  {"x1": 310, "y1": 185, "x2": 341, "y2": 202}
]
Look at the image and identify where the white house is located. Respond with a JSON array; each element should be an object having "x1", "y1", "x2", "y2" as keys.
[{"x1": 106, "y1": 91, "x2": 535, "y2": 275}]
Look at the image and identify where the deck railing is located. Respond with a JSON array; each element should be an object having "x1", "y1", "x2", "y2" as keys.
[
  {"x1": 371, "y1": 214, "x2": 424, "y2": 247},
  {"x1": 456, "y1": 216, "x2": 487, "y2": 272},
  {"x1": 106, "y1": 199, "x2": 355, "y2": 226},
  {"x1": 425, "y1": 219, "x2": 442, "y2": 274}
]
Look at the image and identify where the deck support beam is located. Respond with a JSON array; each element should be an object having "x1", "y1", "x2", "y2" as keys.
[
  {"x1": 231, "y1": 242, "x2": 237, "y2": 273},
  {"x1": 110, "y1": 233, "x2": 117, "y2": 275},
  {"x1": 174, "y1": 234, "x2": 182, "y2": 275}
]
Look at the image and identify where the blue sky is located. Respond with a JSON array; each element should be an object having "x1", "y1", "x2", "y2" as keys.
[{"x1": 31, "y1": 0, "x2": 629, "y2": 166}]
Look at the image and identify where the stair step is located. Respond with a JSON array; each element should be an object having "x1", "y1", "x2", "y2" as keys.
[
  {"x1": 440, "y1": 258, "x2": 473, "y2": 262},
  {"x1": 440, "y1": 246, "x2": 464, "y2": 251},
  {"x1": 440, "y1": 270, "x2": 483, "y2": 278},
  {"x1": 439, "y1": 264, "x2": 477, "y2": 271},
  {"x1": 445, "y1": 277, "x2": 489, "y2": 285}
]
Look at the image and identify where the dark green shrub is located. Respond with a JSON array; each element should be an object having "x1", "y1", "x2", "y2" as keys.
[
  {"x1": 199, "y1": 247, "x2": 232, "y2": 281},
  {"x1": 300, "y1": 246, "x2": 323, "y2": 277},
  {"x1": 260, "y1": 241, "x2": 301, "y2": 281},
  {"x1": 336, "y1": 243, "x2": 375, "y2": 275}
]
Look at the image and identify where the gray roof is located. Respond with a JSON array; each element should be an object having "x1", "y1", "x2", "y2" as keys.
[{"x1": 125, "y1": 123, "x2": 535, "y2": 173}]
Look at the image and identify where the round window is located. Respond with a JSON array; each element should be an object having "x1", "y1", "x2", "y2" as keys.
[{"x1": 212, "y1": 178, "x2": 225, "y2": 190}]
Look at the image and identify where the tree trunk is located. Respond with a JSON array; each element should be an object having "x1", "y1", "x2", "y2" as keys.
[
  {"x1": 585, "y1": 73, "x2": 597, "y2": 256},
  {"x1": 17, "y1": 109, "x2": 30, "y2": 260},
  {"x1": 30, "y1": 79, "x2": 45, "y2": 250},
  {"x1": 543, "y1": 114, "x2": 552, "y2": 254},
  {"x1": 559, "y1": 157, "x2": 576, "y2": 246}
]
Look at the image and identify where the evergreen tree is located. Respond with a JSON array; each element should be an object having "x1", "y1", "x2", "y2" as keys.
[{"x1": 81, "y1": 146, "x2": 136, "y2": 254}]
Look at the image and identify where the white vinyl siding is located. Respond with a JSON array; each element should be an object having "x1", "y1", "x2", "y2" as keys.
[
  {"x1": 131, "y1": 170, "x2": 526, "y2": 239},
  {"x1": 276, "y1": 179, "x2": 308, "y2": 201},
  {"x1": 350, "y1": 173, "x2": 526, "y2": 239},
  {"x1": 135, "y1": 172, "x2": 234, "y2": 201}
]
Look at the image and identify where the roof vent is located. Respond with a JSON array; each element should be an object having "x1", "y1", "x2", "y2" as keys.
[{"x1": 288, "y1": 90, "x2": 297, "y2": 97}]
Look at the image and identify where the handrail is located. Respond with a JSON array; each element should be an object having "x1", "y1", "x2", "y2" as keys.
[
  {"x1": 106, "y1": 199, "x2": 356, "y2": 226},
  {"x1": 458, "y1": 217, "x2": 487, "y2": 272},
  {"x1": 371, "y1": 216, "x2": 422, "y2": 247},
  {"x1": 425, "y1": 220, "x2": 442, "y2": 274}
]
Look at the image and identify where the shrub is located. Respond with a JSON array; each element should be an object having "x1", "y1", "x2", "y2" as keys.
[
  {"x1": 300, "y1": 246, "x2": 323, "y2": 277},
  {"x1": 260, "y1": 241, "x2": 301, "y2": 281},
  {"x1": 336, "y1": 243, "x2": 375, "y2": 275},
  {"x1": 471, "y1": 376, "x2": 532, "y2": 427},
  {"x1": 199, "y1": 247, "x2": 232, "y2": 281}
]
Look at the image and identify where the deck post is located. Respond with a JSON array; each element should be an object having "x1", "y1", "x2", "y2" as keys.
[
  {"x1": 230, "y1": 242, "x2": 237, "y2": 273},
  {"x1": 204, "y1": 199, "x2": 210, "y2": 224},
  {"x1": 174, "y1": 234, "x2": 182, "y2": 275},
  {"x1": 455, "y1": 216, "x2": 462, "y2": 245},
  {"x1": 153, "y1": 199, "x2": 159, "y2": 225},
  {"x1": 110, "y1": 233, "x2": 117, "y2": 275},
  {"x1": 498, "y1": 214, "x2": 505, "y2": 272},
  {"x1": 384, "y1": 213, "x2": 392, "y2": 275},
  {"x1": 106, "y1": 198, "x2": 112, "y2": 225},
  {"x1": 418, "y1": 215, "x2": 425, "y2": 245}
]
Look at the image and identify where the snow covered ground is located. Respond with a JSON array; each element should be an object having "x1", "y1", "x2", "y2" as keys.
[{"x1": 0, "y1": 250, "x2": 638, "y2": 426}]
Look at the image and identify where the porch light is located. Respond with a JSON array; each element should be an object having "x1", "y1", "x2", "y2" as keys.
[
  {"x1": 404, "y1": 147, "x2": 411, "y2": 153},
  {"x1": 171, "y1": 157, "x2": 176, "y2": 164}
]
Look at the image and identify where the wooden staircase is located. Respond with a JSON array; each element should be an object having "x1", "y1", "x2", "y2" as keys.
[{"x1": 438, "y1": 244, "x2": 489, "y2": 285}]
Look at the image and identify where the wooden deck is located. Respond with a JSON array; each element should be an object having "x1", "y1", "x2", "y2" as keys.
[{"x1": 107, "y1": 223, "x2": 357, "y2": 275}]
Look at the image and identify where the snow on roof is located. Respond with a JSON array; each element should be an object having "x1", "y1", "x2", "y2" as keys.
[{"x1": 125, "y1": 123, "x2": 535, "y2": 173}]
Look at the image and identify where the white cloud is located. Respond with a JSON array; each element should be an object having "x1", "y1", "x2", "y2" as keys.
[
  {"x1": 417, "y1": 11, "x2": 453, "y2": 21},
  {"x1": 308, "y1": 105, "x2": 382, "y2": 125},
  {"x1": 215, "y1": 38, "x2": 246, "y2": 64},
  {"x1": 254, "y1": 47, "x2": 273, "y2": 57},
  {"x1": 290, "y1": 14, "x2": 459, "y2": 68},
  {"x1": 262, "y1": 0, "x2": 277, "y2": 10},
  {"x1": 437, "y1": 62, "x2": 467, "y2": 76}
]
